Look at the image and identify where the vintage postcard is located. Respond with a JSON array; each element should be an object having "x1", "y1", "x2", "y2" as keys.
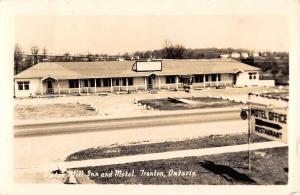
[{"x1": 0, "y1": 0, "x2": 299, "y2": 195}]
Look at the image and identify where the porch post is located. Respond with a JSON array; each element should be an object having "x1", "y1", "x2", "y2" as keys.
[
  {"x1": 40, "y1": 79, "x2": 43, "y2": 96},
  {"x1": 78, "y1": 79, "x2": 81, "y2": 94},
  {"x1": 176, "y1": 76, "x2": 179, "y2": 90},
  {"x1": 94, "y1": 78, "x2": 97, "y2": 93},
  {"x1": 158, "y1": 76, "x2": 161, "y2": 90},
  {"x1": 216, "y1": 74, "x2": 219, "y2": 87},
  {"x1": 144, "y1": 77, "x2": 147, "y2": 90},
  {"x1": 203, "y1": 75, "x2": 206, "y2": 88},
  {"x1": 119, "y1": 78, "x2": 121, "y2": 92},
  {"x1": 126, "y1": 78, "x2": 129, "y2": 91},
  {"x1": 110, "y1": 78, "x2": 113, "y2": 92}
]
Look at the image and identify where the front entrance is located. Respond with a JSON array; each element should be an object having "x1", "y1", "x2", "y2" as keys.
[
  {"x1": 233, "y1": 74, "x2": 237, "y2": 85},
  {"x1": 147, "y1": 77, "x2": 153, "y2": 90},
  {"x1": 46, "y1": 80, "x2": 54, "y2": 94}
]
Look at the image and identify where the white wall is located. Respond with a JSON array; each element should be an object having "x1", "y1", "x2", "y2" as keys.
[
  {"x1": 235, "y1": 71, "x2": 258, "y2": 86},
  {"x1": 235, "y1": 71, "x2": 275, "y2": 87},
  {"x1": 14, "y1": 78, "x2": 41, "y2": 97},
  {"x1": 221, "y1": 73, "x2": 231, "y2": 81},
  {"x1": 133, "y1": 77, "x2": 145, "y2": 86}
]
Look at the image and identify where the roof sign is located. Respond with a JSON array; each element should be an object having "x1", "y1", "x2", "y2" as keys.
[{"x1": 134, "y1": 61, "x2": 162, "y2": 72}]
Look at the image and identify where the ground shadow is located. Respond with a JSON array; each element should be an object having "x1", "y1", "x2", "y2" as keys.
[{"x1": 199, "y1": 160, "x2": 257, "y2": 184}]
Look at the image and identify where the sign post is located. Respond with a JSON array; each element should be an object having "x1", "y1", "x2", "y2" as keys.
[
  {"x1": 242, "y1": 93, "x2": 288, "y2": 171},
  {"x1": 247, "y1": 93, "x2": 251, "y2": 171}
]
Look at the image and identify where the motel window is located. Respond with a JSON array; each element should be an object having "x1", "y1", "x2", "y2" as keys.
[
  {"x1": 69, "y1": 80, "x2": 79, "y2": 88},
  {"x1": 211, "y1": 74, "x2": 221, "y2": 82},
  {"x1": 166, "y1": 76, "x2": 176, "y2": 84},
  {"x1": 89, "y1": 79, "x2": 95, "y2": 87},
  {"x1": 211, "y1": 74, "x2": 217, "y2": 81},
  {"x1": 103, "y1": 78, "x2": 111, "y2": 87},
  {"x1": 205, "y1": 75, "x2": 210, "y2": 82},
  {"x1": 17, "y1": 82, "x2": 23, "y2": 90},
  {"x1": 115, "y1": 78, "x2": 120, "y2": 86},
  {"x1": 128, "y1": 78, "x2": 133, "y2": 86},
  {"x1": 249, "y1": 73, "x2": 257, "y2": 80},
  {"x1": 120, "y1": 77, "x2": 134, "y2": 86},
  {"x1": 24, "y1": 82, "x2": 29, "y2": 90},
  {"x1": 17, "y1": 81, "x2": 30, "y2": 90},
  {"x1": 122, "y1": 78, "x2": 127, "y2": 86},
  {"x1": 179, "y1": 77, "x2": 185, "y2": 83},
  {"x1": 96, "y1": 79, "x2": 101, "y2": 87},
  {"x1": 194, "y1": 75, "x2": 204, "y2": 83},
  {"x1": 84, "y1": 80, "x2": 89, "y2": 87}
]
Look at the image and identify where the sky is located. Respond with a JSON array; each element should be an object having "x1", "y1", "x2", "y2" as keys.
[{"x1": 15, "y1": 15, "x2": 288, "y2": 55}]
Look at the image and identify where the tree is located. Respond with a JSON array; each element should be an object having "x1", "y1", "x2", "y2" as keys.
[
  {"x1": 63, "y1": 52, "x2": 71, "y2": 62},
  {"x1": 31, "y1": 45, "x2": 39, "y2": 65},
  {"x1": 42, "y1": 47, "x2": 47, "y2": 58},
  {"x1": 14, "y1": 44, "x2": 23, "y2": 75},
  {"x1": 162, "y1": 40, "x2": 186, "y2": 59},
  {"x1": 87, "y1": 53, "x2": 93, "y2": 61}
]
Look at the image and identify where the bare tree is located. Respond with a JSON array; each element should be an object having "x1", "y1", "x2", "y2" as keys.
[
  {"x1": 31, "y1": 45, "x2": 39, "y2": 65},
  {"x1": 163, "y1": 39, "x2": 172, "y2": 48},
  {"x1": 162, "y1": 40, "x2": 186, "y2": 59},
  {"x1": 42, "y1": 47, "x2": 47, "y2": 58},
  {"x1": 14, "y1": 44, "x2": 23, "y2": 75}
]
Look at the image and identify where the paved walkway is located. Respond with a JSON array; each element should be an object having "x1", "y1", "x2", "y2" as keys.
[{"x1": 34, "y1": 141, "x2": 286, "y2": 171}]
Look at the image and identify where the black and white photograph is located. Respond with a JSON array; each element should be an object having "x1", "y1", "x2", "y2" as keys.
[{"x1": 0, "y1": 0, "x2": 299, "y2": 195}]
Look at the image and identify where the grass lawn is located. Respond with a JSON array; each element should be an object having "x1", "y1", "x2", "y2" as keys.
[
  {"x1": 138, "y1": 97, "x2": 241, "y2": 110},
  {"x1": 14, "y1": 103, "x2": 97, "y2": 120},
  {"x1": 66, "y1": 133, "x2": 268, "y2": 161},
  {"x1": 73, "y1": 147, "x2": 287, "y2": 185}
]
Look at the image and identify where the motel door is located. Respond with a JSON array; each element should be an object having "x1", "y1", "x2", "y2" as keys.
[
  {"x1": 147, "y1": 77, "x2": 153, "y2": 89},
  {"x1": 46, "y1": 80, "x2": 54, "y2": 94},
  {"x1": 233, "y1": 74, "x2": 237, "y2": 85},
  {"x1": 147, "y1": 74, "x2": 157, "y2": 90}
]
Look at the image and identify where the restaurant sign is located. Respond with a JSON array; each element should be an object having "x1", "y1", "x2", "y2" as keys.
[{"x1": 250, "y1": 106, "x2": 287, "y2": 143}]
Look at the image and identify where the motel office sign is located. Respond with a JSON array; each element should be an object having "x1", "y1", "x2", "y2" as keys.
[{"x1": 250, "y1": 107, "x2": 287, "y2": 143}]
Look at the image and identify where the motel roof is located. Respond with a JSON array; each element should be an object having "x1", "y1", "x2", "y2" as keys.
[{"x1": 14, "y1": 59, "x2": 260, "y2": 80}]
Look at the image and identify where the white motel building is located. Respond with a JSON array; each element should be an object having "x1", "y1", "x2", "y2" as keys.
[{"x1": 14, "y1": 59, "x2": 274, "y2": 97}]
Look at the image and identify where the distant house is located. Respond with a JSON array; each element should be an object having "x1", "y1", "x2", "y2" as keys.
[
  {"x1": 14, "y1": 59, "x2": 274, "y2": 97},
  {"x1": 230, "y1": 52, "x2": 240, "y2": 58},
  {"x1": 220, "y1": 54, "x2": 230, "y2": 58},
  {"x1": 241, "y1": 52, "x2": 249, "y2": 58},
  {"x1": 252, "y1": 52, "x2": 259, "y2": 57}
]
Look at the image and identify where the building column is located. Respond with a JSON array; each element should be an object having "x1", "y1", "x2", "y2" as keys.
[
  {"x1": 176, "y1": 76, "x2": 179, "y2": 90},
  {"x1": 216, "y1": 74, "x2": 219, "y2": 87},
  {"x1": 203, "y1": 75, "x2": 206, "y2": 88},
  {"x1": 110, "y1": 78, "x2": 113, "y2": 92},
  {"x1": 40, "y1": 80, "x2": 43, "y2": 96},
  {"x1": 158, "y1": 76, "x2": 161, "y2": 90},
  {"x1": 94, "y1": 78, "x2": 97, "y2": 93},
  {"x1": 144, "y1": 77, "x2": 147, "y2": 90},
  {"x1": 119, "y1": 78, "x2": 121, "y2": 92},
  {"x1": 78, "y1": 79, "x2": 81, "y2": 94},
  {"x1": 126, "y1": 78, "x2": 129, "y2": 91}
]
